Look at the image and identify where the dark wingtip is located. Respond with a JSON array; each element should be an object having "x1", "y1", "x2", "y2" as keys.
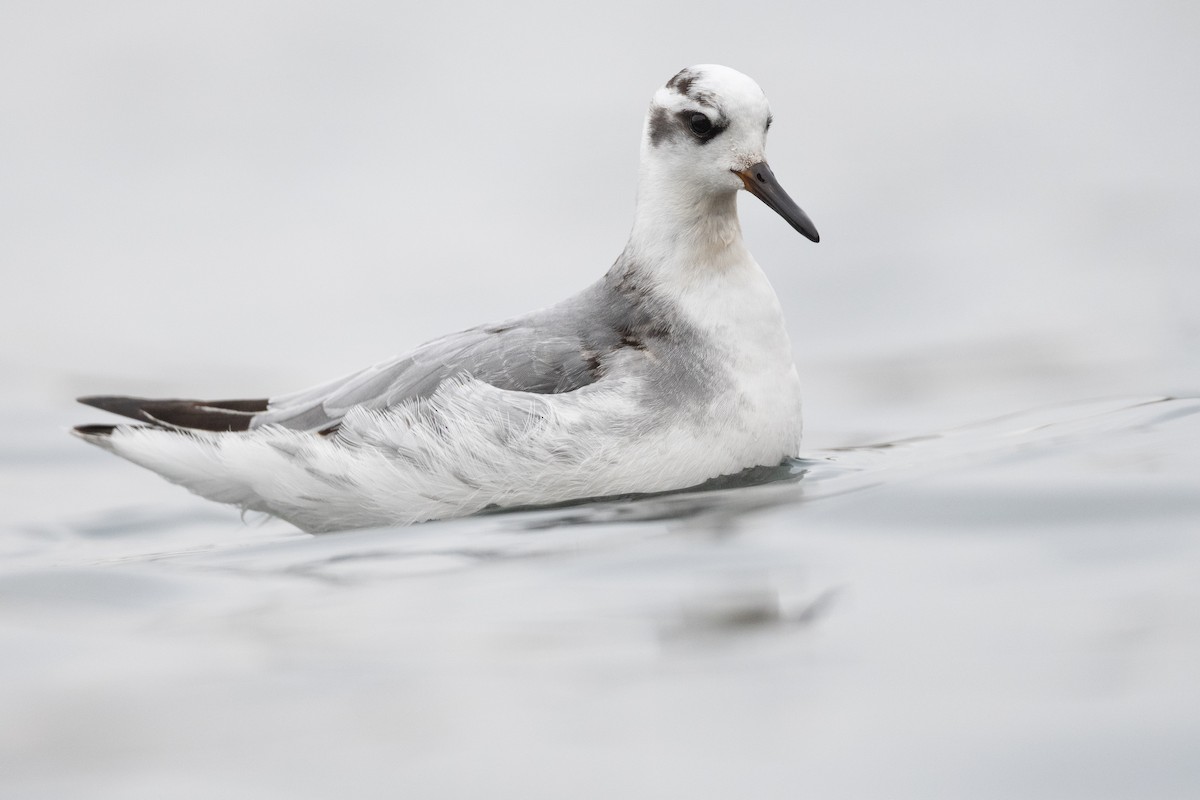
[
  {"x1": 76, "y1": 395, "x2": 147, "y2": 418},
  {"x1": 73, "y1": 395, "x2": 267, "y2": 431},
  {"x1": 73, "y1": 424, "x2": 117, "y2": 436}
]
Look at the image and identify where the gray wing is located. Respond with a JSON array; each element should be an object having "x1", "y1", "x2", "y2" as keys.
[
  {"x1": 251, "y1": 315, "x2": 605, "y2": 433},
  {"x1": 75, "y1": 271, "x2": 676, "y2": 437}
]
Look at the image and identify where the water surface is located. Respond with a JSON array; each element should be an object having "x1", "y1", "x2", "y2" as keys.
[{"x1": 3, "y1": 396, "x2": 1198, "y2": 799}]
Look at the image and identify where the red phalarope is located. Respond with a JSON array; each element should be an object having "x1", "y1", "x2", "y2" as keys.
[{"x1": 75, "y1": 65, "x2": 820, "y2": 533}]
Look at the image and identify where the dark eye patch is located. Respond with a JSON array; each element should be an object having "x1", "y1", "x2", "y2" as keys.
[{"x1": 675, "y1": 109, "x2": 725, "y2": 144}]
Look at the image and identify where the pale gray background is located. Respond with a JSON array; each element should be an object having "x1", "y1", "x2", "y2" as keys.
[{"x1": 4, "y1": 0, "x2": 1197, "y2": 444}]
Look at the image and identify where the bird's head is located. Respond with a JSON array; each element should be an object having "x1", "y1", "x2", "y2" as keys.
[{"x1": 641, "y1": 64, "x2": 818, "y2": 243}]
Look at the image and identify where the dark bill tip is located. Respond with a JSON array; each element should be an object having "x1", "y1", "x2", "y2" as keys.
[{"x1": 734, "y1": 162, "x2": 819, "y2": 243}]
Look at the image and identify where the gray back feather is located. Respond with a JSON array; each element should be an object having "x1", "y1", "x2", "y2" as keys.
[{"x1": 251, "y1": 265, "x2": 688, "y2": 433}]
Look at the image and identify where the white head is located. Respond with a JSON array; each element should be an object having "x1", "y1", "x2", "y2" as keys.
[{"x1": 639, "y1": 65, "x2": 818, "y2": 242}]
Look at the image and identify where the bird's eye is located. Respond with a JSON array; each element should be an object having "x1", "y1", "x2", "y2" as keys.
[{"x1": 689, "y1": 114, "x2": 713, "y2": 136}]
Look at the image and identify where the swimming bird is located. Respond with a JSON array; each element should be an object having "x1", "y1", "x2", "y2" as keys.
[{"x1": 73, "y1": 64, "x2": 820, "y2": 533}]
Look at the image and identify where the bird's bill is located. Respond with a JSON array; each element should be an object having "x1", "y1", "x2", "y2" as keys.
[{"x1": 734, "y1": 162, "x2": 820, "y2": 243}]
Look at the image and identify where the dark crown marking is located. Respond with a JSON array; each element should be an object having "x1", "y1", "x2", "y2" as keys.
[
  {"x1": 666, "y1": 69, "x2": 697, "y2": 96},
  {"x1": 665, "y1": 67, "x2": 716, "y2": 107}
]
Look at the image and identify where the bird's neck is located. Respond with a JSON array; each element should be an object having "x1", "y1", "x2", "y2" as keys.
[
  {"x1": 622, "y1": 168, "x2": 751, "y2": 282},
  {"x1": 602, "y1": 165, "x2": 791, "y2": 360}
]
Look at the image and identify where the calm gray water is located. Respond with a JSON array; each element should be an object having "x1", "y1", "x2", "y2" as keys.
[
  {"x1": 3, "y1": 396, "x2": 1199, "y2": 798},
  {"x1": 4, "y1": 1, "x2": 1200, "y2": 796}
]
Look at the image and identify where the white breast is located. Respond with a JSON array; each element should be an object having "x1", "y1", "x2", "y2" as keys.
[{"x1": 665, "y1": 252, "x2": 805, "y2": 466}]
